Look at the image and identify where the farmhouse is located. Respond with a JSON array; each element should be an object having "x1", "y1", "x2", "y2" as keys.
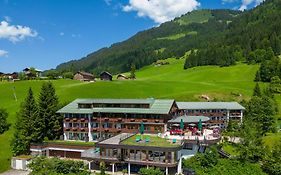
[
  {"x1": 23, "y1": 67, "x2": 42, "y2": 78},
  {"x1": 100, "y1": 71, "x2": 112, "y2": 81},
  {"x1": 73, "y1": 71, "x2": 95, "y2": 81},
  {"x1": 31, "y1": 98, "x2": 244, "y2": 175},
  {"x1": 117, "y1": 74, "x2": 128, "y2": 80},
  {"x1": 1, "y1": 72, "x2": 18, "y2": 81}
]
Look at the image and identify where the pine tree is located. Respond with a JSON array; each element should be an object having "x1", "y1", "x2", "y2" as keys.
[
  {"x1": 38, "y1": 82, "x2": 61, "y2": 140},
  {"x1": 254, "y1": 70, "x2": 261, "y2": 82},
  {"x1": 11, "y1": 88, "x2": 38, "y2": 155},
  {"x1": 0, "y1": 108, "x2": 10, "y2": 134},
  {"x1": 129, "y1": 64, "x2": 136, "y2": 79},
  {"x1": 253, "y1": 83, "x2": 262, "y2": 97}
]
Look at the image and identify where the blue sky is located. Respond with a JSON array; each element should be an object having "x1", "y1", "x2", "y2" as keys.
[{"x1": 0, "y1": 0, "x2": 262, "y2": 73}]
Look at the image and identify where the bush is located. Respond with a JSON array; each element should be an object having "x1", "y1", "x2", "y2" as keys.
[
  {"x1": 138, "y1": 167, "x2": 164, "y2": 175},
  {"x1": 28, "y1": 156, "x2": 90, "y2": 175}
]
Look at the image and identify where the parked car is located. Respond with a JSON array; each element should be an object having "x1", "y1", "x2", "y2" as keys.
[{"x1": 170, "y1": 129, "x2": 184, "y2": 135}]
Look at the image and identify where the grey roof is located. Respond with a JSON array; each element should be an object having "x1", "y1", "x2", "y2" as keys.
[
  {"x1": 168, "y1": 116, "x2": 210, "y2": 123},
  {"x1": 76, "y1": 71, "x2": 94, "y2": 77},
  {"x1": 176, "y1": 102, "x2": 245, "y2": 110},
  {"x1": 99, "y1": 133, "x2": 134, "y2": 145},
  {"x1": 100, "y1": 71, "x2": 112, "y2": 77},
  {"x1": 57, "y1": 98, "x2": 175, "y2": 115}
]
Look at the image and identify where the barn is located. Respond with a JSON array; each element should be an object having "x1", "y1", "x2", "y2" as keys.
[
  {"x1": 100, "y1": 71, "x2": 112, "y2": 81},
  {"x1": 117, "y1": 74, "x2": 128, "y2": 80},
  {"x1": 73, "y1": 71, "x2": 95, "y2": 81}
]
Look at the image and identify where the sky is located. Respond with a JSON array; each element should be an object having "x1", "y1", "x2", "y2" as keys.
[{"x1": 0, "y1": 0, "x2": 264, "y2": 73}]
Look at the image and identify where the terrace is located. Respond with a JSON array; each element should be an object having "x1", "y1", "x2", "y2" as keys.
[
  {"x1": 121, "y1": 134, "x2": 182, "y2": 148},
  {"x1": 162, "y1": 129, "x2": 221, "y2": 145}
]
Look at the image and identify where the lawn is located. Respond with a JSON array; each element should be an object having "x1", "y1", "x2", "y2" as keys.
[
  {"x1": 44, "y1": 140, "x2": 95, "y2": 146},
  {"x1": 222, "y1": 143, "x2": 240, "y2": 156},
  {"x1": 121, "y1": 134, "x2": 180, "y2": 147},
  {"x1": 0, "y1": 58, "x2": 259, "y2": 172}
]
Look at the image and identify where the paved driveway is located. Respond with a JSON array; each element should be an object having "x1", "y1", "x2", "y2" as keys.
[{"x1": 0, "y1": 170, "x2": 29, "y2": 175}]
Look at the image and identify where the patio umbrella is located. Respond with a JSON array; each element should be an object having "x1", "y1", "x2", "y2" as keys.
[
  {"x1": 198, "y1": 119, "x2": 202, "y2": 131},
  {"x1": 140, "y1": 122, "x2": 144, "y2": 135},
  {"x1": 180, "y1": 118, "x2": 184, "y2": 130},
  {"x1": 209, "y1": 125, "x2": 220, "y2": 129}
]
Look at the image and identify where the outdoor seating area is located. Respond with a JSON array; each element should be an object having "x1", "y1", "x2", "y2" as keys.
[{"x1": 163, "y1": 128, "x2": 220, "y2": 143}]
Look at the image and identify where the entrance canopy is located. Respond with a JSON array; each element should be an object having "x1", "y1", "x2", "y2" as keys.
[{"x1": 168, "y1": 116, "x2": 209, "y2": 123}]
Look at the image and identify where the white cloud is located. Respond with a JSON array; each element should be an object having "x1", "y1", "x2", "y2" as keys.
[
  {"x1": 0, "y1": 50, "x2": 8, "y2": 57},
  {"x1": 222, "y1": 0, "x2": 265, "y2": 11},
  {"x1": 104, "y1": 0, "x2": 112, "y2": 5},
  {"x1": 123, "y1": 0, "x2": 200, "y2": 24},
  {"x1": 0, "y1": 21, "x2": 37, "y2": 43},
  {"x1": 4, "y1": 16, "x2": 11, "y2": 22}
]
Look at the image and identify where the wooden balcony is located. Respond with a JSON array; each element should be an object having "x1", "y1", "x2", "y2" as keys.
[
  {"x1": 64, "y1": 127, "x2": 70, "y2": 131},
  {"x1": 124, "y1": 118, "x2": 164, "y2": 124},
  {"x1": 207, "y1": 120, "x2": 225, "y2": 124},
  {"x1": 72, "y1": 127, "x2": 78, "y2": 131},
  {"x1": 80, "y1": 127, "x2": 89, "y2": 132}
]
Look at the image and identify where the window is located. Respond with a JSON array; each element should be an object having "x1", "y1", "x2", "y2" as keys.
[
  {"x1": 116, "y1": 123, "x2": 121, "y2": 129},
  {"x1": 91, "y1": 122, "x2": 98, "y2": 128}
]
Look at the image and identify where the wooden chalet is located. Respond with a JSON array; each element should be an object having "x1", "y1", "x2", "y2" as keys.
[
  {"x1": 23, "y1": 67, "x2": 42, "y2": 77},
  {"x1": 73, "y1": 71, "x2": 95, "y2": 81},
  {"x1": 100, "y1": 71, "x2": 112, "y2": 81}
]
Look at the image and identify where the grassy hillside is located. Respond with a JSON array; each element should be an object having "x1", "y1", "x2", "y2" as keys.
[
  {"x1": 0, "y1": 59, "x2": 258, "y2": 172},
  {"x1": 55, "y1": 9, "x2": 240, "y2": 74},
  {"x1": 175, "y1": 10, "x2": 213, "y2": 25}
]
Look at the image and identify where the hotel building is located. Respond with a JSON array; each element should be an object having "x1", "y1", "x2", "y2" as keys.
[{"x1": 30, "y1": 98, "x2": 244, "y2": 175}]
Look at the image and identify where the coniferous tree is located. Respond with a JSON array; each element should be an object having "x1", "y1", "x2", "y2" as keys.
[
  {"x1": 38, "y1": 82, "x2": 61, "y2": 140},
  {"x1": 254, "y1": 70, "x2": 261, "y2": 82},
  {"x1": 11, "y1": 88, "x2": 38, "y2": 155},
  {"x1": 130, "y1": 64, "x2": 136, "y2": 79},
  {"x1": 0, "y1": 108, "x2": 10, "y2": 134},
  {"x1": 253, "y1": 83, "x2": 262, "y2": 97}
]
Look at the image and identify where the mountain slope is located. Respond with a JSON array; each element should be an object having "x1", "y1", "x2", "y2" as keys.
[
  {"x1": 184, "y1": 0, "x2": 281, "y2": 68},
  {"x1": 56, "y1": 9, "x2": 240, "y2": 74}
]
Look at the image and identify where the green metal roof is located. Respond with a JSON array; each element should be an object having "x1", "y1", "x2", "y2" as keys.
[
  {"x1": 168, "y1": 116, "x2": 210, "y2": 123},
  {"x1": 57, "y1": 98, "x2": 175, "y2": 115},
  {"x1": 176, "y1": 102, "x2": 245, "y2": 110},
  {"x1": 78, "y1": 98, "x2": 156, "y2": 105}
]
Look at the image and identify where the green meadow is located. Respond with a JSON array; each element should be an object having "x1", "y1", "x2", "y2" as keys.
[{"x1": 0, "y1": 58, "x2": 261, "y2": 172}]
